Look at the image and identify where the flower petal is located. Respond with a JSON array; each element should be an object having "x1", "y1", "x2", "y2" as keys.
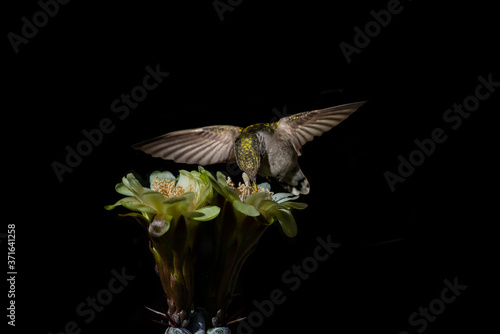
[
  {"x1": 214, "y1": 171, "x2": 240, "y2": 201},
  {"x1": 115, "y1": 182, "x2": 135, "y2": 196},
  {"x1": 122, "y1": 173, "x2": 147, "y2": 197},
  {"x1": 272, "y1": 192, "x2": 300, "y2": 203},
  {"x1": 104, "y1": 201, "x2": 122, "y2": 211},
  {"x1": 105, "y1": 196, "x2": 138, "y2": 210},
  {"x1": 120, "y1": 197, "x2": 157, "y2": 214},
  {"x1": 142, "y1": 190, "x2": 167, "y2": 213},
  {"x1": 149, "y1": 170, "x2": 176, "y2": 185},
  {"x1": 280, "y1": 202, "x2": 308, "y2": 210},
  {"x1": 124, "y1": 203, "x2": 157, "y2": 214},
  {"x1": 162, "y1": 192, "x2": 195, "y2": 217},
  {"x1": 233, "y1": 200, "x2": 261, "y2": 217},
  {"x1": 256, "y1": 200, "x2": 281, "y2": 215},
  {"x1": 176, "y1": 170, "x2": 194, "y2": 190},
  {"x1": 274, "y1": 209, "x2": 298, "y2": 237},
  {"x1": 257, "y1": 182, "x2": 271, "y2": 191},
  {"x1": 245, "y1": 192, "x2": 269, "y2": 208},
  {"x1": 184, "y1": 205, "x2": 221, "y2": 221}
]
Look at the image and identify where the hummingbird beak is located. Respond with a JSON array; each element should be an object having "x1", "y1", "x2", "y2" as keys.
[
  {"x1": 251, "y1": 176, "x2": 259, "y2": 192},
  {"x1": 252, "y1": 181, "x2": 258, "y2": 192},
  {"x1": 243, "y1": 173, "x2": 258, "y2": 192}
]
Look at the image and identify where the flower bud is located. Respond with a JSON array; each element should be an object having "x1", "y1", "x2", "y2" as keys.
[{"x1": 149, "y1": 214, "x2": 170, "y2": 237}]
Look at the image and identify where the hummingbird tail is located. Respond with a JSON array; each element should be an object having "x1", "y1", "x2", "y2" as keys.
[{"x1": 281, "y1": 168, "x2": 310, "y2": 195}]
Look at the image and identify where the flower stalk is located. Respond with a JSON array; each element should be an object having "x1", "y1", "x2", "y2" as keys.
[{"x1": 204, "y1": 201, "x2": 268, "y2": 326}]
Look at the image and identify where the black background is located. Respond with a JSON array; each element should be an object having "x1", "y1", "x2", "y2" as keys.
[{"x1": 5, "y1": 0, "x2": 498, "y2": 333}]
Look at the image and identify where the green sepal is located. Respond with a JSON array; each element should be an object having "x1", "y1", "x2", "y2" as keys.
[
  {"x1": 274, "y1": 209, "x2": 298, "y2": 238},
  {"x1": 184, "y1": 205, "x2": 221, "y2": 221}
]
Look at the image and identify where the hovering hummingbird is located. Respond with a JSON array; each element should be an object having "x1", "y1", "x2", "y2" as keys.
[{"x1": 133, "y1": 101, "x2": 366, "y2": 195}]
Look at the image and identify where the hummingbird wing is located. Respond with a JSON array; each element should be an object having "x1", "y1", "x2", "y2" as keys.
[
  {"x1": 275, "y1": 101, "x2": 366, "y2": 155},
  {"x1": 132, "y1": 125, "x2": 243, "y2": 165}
]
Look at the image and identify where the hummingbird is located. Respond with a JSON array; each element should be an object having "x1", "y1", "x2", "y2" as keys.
[{"x1": 132, "y1": 101, "x2": 366, "y2": 195}]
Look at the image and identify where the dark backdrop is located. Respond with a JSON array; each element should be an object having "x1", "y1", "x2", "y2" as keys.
[{"x1": 6, "y1": 1, "x2": 497, "y2": 333}]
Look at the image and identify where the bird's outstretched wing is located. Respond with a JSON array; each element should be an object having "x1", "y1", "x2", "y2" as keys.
[
  {"x1": 132, "y1": 125, "x2": 242, "y2": 165},
  {"x1": 274, "y1": 101, "x2": 366, "y2": 155}
]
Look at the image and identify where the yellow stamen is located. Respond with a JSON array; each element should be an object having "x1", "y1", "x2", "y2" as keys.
[
  {"x1": 226, "y1": 176, "x2": 273, "y2": 202},
  {"x1": 151, "y1": 177, "x2": 193, "y2": 199}
]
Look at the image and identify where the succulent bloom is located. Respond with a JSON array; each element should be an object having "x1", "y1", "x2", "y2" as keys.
[
  {"x1": 106, "y1": 171, "x2": 220, "y2": 225},
  {"x1": 202, "y1": 167, "x2": 306, "y2": 238},
  {"x1": 106, "y1": 170, "x2": 220, "y2": 328},
  {"x1": 198, "y1": 167, "x2": 307, "y2": 325}
]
